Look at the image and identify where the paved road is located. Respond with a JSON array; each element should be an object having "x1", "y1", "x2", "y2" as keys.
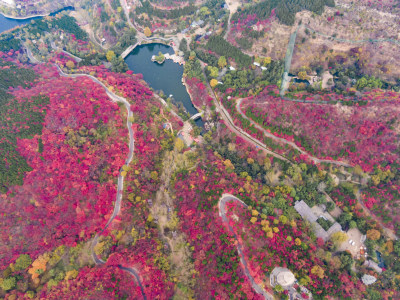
[
  {"x1": 54, "y1": 64, "x2": 147, "y2": 298},
  {"x1": 237, "y1": 98, "x2": 351, "y2": 167},
  {"x1": 24, "y1": 43, "x2": 40, "y2": 64},
  {"x1": 50, "y1": 40, "x2": 82, "y2": 62},
  {"x1": 223, "y1": 2, "x2": 232, "y2": 40},
  {"x1": 200, "y1": 63, "x2": 289, "y2": 163},
  {"x1": 121, "y1": 0, "x2": 135, "y2": 29},
  {"x1": 218, "y1": 194, "x2": 273, "y2": 300}
]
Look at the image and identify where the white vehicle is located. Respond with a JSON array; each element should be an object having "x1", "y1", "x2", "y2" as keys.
[{"x1": 348, "y1": 239, "x2": 353, "y2": 244}]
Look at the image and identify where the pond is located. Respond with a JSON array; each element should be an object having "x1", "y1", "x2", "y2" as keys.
[
  {"x1": 375, "y1": 250, "x2": 385, "y2": 268},
  {"x1": 0, "y1": 6, "x2": 75, "y2": 34},
  {"x1": 124, "y1": 43, "x2": 204, "y2": 127}
]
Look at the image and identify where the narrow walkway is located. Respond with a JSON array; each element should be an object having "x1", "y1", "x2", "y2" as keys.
[
  {"x1": 189, "y1": 111, "x2": 203, "y2": 121},
  {"x1": 218, "y1": 194, "x2": 273, "y2": 300},
  {"x1": 54, "y1": 64, "x2": 147, "y2": 299},
  {"x1": 200, "y1": 62, "x2": 289, "y2": 162},
  {"x1": 50, "y1": 40, "x2": 82, "y2": 62},
  {"x1": 237, "y1": 98, "x2": 351, "y2": 167}
]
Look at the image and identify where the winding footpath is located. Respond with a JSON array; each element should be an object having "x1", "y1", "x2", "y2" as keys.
[
  {"x1": 200, "y1": 63, "x2": 289, "y2": 163},
  {"x1": 54, "y1": 64, "x2": 147, "y2": 299},
  {"x1": 237, "y1": 98, "x2": 351, "y2": 167},
  {"x1": 218, "y1": 194, "x2": 273, "y2": 300}
]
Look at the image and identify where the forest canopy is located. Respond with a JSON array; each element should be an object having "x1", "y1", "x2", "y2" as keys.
[
  {"x1": 136, "y1": 0, "x2": 197, "y2": 19},
  {"x1": 26, "y1": 15, "x2": 88, "y2": 40},
  {"x1": 206, "y1": 36, "x2": 252, "y2": 67},
  {"x1": 232, "y1": 0, "x2": 335, "y2": 25},
  {"x1": 0, "y1": 60, "x2": 46, "y2": 193}
]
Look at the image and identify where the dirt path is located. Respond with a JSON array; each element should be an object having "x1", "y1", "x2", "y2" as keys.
[{"x1": 223, "y1": 0, "x2": 240, "y2": 40}]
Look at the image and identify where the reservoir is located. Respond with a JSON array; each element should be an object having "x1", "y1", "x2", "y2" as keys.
[
  {"x1": 0, "y1": 14, "x2": 36, "y2": 33},
  {"x1": 124, "y1": 43, "x2": 204, "y2": 127}
]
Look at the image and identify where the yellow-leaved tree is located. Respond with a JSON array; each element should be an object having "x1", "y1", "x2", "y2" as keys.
[
  {"x1": 366, "y1": 229, "x2": 381, "y2": 241},
  {"x1": 66, "y1": 60, "x2": 75, "y2": 69},
  {"x1": 311, "y1": 265, "x2": 325, "y2": 279},
  {"x1": 175, "y1": 138, "x2": 185, "y2": 152},
  {"x1": 106, "y1": 50, "x2": 116, "y2": 62},
  {"x1": 210, "y1": 79, "x2": 218, "y2": 88},
  {"x1": 144, "y1": 27, "x2": 152, "y2": 37}
]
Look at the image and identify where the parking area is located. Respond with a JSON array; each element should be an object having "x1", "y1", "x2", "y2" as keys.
[{"x1": 337, "y1": 228, "x2": 364, "y2": 257}]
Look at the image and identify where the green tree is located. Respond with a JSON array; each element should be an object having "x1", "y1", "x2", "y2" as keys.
[
  {"x1": 349, "y1": 220, "x2": 357, "y2": 229},
  {"x1": 15, "y1": 254, "x2": 32, "y2": 271},
  {"x1": 326, "y1": 201, "x2": 335, "y2": 212},
  {"x1": 179, "y1": 38, "x2": 188, "y2": 53},
  {"x1": 298, "y1": 71, "x2": 308, "y2": 80},
  {"x1": 106, "y1": 50, "x2": 116, "y2": 62},
  {"x1": 340, "y1": 252, "x2": 353, "y2": 270},
  {"x1": 175, "y1": 138, "x2": 185, "y2": 152},
  {"x1": 394, "y1": 240, "x2": 400, "y2": 256},
  {"x1": 1, "y1": 277, "x2": 16, "y2": 291},
  {"x1": 218, "y1": 56, "x2": 227, "y2": 68},
  {"x1": 330, "y1": 231, "x2": 348, "y2": 246},
  {"x1": 208, "y1": 66, "x2": 219, "y2": 78}
]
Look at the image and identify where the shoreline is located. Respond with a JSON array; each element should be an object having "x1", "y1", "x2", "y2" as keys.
[
  {"x1": 0, "y1": 10, "x2": 48, "y2": 20},
  {"x1": 121, "y1": 38, "x2": 172, "y2": 59},
  {"x1": 0, "y1": 5, "x2": 73, "y2": 20},
  {"x1": 182, "y1": 75, "x2": 204, "y2": 118}
]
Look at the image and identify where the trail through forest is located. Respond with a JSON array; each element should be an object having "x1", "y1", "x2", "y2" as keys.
[
  {"x1": 54, "y1": 64, "x2": 147, "y2": 299},
  {"x1": 219, "y1": 194, "x2": 274, "y2": 300}
]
